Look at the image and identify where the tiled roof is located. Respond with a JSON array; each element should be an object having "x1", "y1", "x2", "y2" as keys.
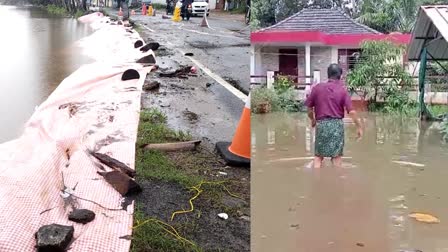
[{"x1": 260, "y1": 8, "x2": 382, "y2": 35}]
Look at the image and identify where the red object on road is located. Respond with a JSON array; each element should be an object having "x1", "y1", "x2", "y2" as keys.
[
  {"x1": 190, "y1": 66, "x2": 197, "y2": 74},
  {"x1": 142, "y1": 3, "x2": 147, "y2": 15}
]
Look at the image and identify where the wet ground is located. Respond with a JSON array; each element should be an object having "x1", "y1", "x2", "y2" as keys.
[
  {"x1": 0, "y1": 5, "x2": 93, "y2": 143},
  {"x1": 252, "y1": 112, "x2": 448, "y2": 252},
  {"x1": 106, "y1": 8, "x2": 250, "y2": 94},
  {"x1": 106, "y1": 8, "x2": 250, "y2": 147}
]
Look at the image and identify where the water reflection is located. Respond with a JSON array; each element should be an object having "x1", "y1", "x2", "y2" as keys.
[
  {"x1": 0, "y1": 6, "x2": 92, "y2": 143},
  {"x1": 252, "y1": 112, "x2": 448, "y2": 252}
]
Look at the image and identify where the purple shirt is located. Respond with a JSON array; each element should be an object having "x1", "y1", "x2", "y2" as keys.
[{"x1": 304, "y1": 80, "x2": 353, "y2": 121}]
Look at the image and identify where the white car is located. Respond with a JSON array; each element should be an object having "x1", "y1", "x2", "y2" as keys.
[{"x1": 191, "y1": 0, "x2": 210, "y2": 16}]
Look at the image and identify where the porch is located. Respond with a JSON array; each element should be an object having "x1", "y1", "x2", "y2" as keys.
[{"x1": 250, "y1": 44, "x2": 361, "y2": 88}]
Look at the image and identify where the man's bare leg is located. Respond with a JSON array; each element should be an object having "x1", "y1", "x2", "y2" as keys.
[
  {"x1": 313, "y1": 156, "x2": 323, "y2": 168},
  {"x1": 331, "y1": 156, "x2": 342, "y2": 168}
]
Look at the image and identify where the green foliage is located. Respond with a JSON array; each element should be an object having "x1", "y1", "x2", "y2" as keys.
[
  {"x1": 251, "y1": 0, "x2": 353, "y2": 29},
  {"x1": 75, "y1": 10, "x2": 86, "y2": 18},
  {"x1": 273, "y1": 75, "x2": 293, "y2": 93},
  {"x1": 347, "y1": 40, "x2": 414, "y2": 113},
  {"x1": 46, "y1": 4, "x2": 68, "y2": 16},
  {"x1": 251, "y1": 87, "x2": 277, "y2": 113},
  {"x1": 252, "y1": 76, "x2": 303, "y2": 114},
  {"x1": 357, "y1": 0, "x2": 448, "y2": 33},
  {"x1": 441, "y1": 119, "x2": 448, "y2": 141}
]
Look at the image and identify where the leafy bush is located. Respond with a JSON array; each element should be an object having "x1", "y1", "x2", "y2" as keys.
[
  {"x1": 347, "y1": 40, "x2": 414, "y2": 113},
  {"x1": 251, "y1": 77, "x2": 303, "y2": 114},
  {"x1": 251, "y1": 87, "x2": 277, "y2": 114},
  {"x1": 46, "y1": 4, "x2": 68, "y2": 16}
]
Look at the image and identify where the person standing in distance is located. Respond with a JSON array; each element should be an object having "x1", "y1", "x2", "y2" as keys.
[{"x1": 305, "y1": 64, "x2": 363, "y2": 168}]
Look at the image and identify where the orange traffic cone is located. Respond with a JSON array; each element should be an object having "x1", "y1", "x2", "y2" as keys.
[
  {"x1": 200, "y1": 14, "x2": 209, "y2": 28},
  {"x1": 216, "y1": 94, "x2": 250, "y2": 167}
]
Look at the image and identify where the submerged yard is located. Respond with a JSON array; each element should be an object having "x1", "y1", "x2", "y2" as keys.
[{"x1": 252, "y1": 112, "x2": 448, "y2": 252}]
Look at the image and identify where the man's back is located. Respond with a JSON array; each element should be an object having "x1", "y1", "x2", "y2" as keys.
[{"x1": 305, "y1": 80, "x2": 352, "y2": 120}]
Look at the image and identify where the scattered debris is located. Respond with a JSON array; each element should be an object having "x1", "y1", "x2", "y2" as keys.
[
  {"x1": 206, "y1": 82, "x2": 212, "y2": 87},
  {"x1": 171, "y1": 83, "x2": 194, "y2": 90},
  {"x1": 159, "y1": 66, "x2": 194, "y2": 78},
  {"x1": 393, "y1": 161, "x2": 425, "y2": 167},
  {"x1": 140, "y1": 42, "x2": 160, "y2": 52},
  {"x1": 58, "y1": 102, "x2": 81, "y2": 118},
  {"x1": 389, "y1": 195, "x2": 405, "y2": 202},
  {"x1": 240, "y1": 216, "x2": 250, "y2": 221},
  {"x1": 68, "y1": 209, "x2": 96, "y2": 224},
  {"x1": 290, "y1": 224, "x2": 300, "y2": 229},
  {"x1": 190, "y1": 66, "x2": 197, "y2": 74},
  {"x1": 134, "y1": 40, "x2": 143, "y2": 48},
  {"x1": 218, "y1": 213, "x2": 228, "y2": 220},
  {"x1": 183, "y1": 110, "x2": 199, "y2": 122},
  {"x1": 109, "y1": 115, "x2": 114, "y2": 122},
  {"x1": 122, "y1": 69, "x2": 140, "y2": 81},
  {"x1": 144, "y1": 140, "x2": 201, "y2": 151},
  {"x1": 409, "y1": 213, "x2": 440, "y2": 223},
  {"x1": 35, "y1": 224, "x2": 74, "y2": 252},
  {"x1": 218, "y1": 171, "x2": 227, "y2": 176},
  {"x1": 91, "y1": 152, "x2": 136, "y2": 177},
  {"x1": 356, "y1": 242, "x2": 365, "y2": 247},
  {"x1": 98, "y1": 171, "x2": 142, "y2": 196},
  {"x1": 185, "y1": 52, "x2": 194, "y2": 56},
  {"x1": 119, "y1": 235, "x2": 133, "y2": 240},
  {"x1": 136, "y1": 54, "x2": 156, "y2": 64},
  {"x1": 162, "y1": 15, "x2": 170, "y2": 19},
  {"x1": 142, "y1": 81, "x2": 160, "y2": 91}
]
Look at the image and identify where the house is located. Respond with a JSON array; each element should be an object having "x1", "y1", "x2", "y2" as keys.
[{"x1": 250, "y1": 8, "x2": 411, "y2": 87}]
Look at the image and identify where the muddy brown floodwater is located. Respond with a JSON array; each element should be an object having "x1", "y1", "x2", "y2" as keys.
[
  {"x1": 0, "y1": 5, "x2": 92, "y2": 143},
  {"x1": 252, "y1": 112, "x2": 448, "y2": 252}
]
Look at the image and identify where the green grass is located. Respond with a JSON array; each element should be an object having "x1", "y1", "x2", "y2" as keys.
[
  {"x1": 132, "y1": 108, "x2": 244, "y2": 251},
  {"x1": 133, "y1": 23, "x2": 143, "y2": 33},
  {"x1": 151, "y1": 3, "x2": 167, "y2": 10},
  {"x1": 136, "y1": 108, "x2": 199, "y2": 187},
  {"x1": 46, "y1": 4, "x2": 68, "y2": 16},
  {"x1": 132, "y1": 205, "x2": 201, "y2": 252},
  {"x1": 75, "y1": 10, "x2": 86, "y2": 18},
  {"x1": 137, "y1": 108, "x2": 192, "y2": 146}
]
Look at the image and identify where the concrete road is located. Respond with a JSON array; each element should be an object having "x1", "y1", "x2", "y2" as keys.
[{"x1": 104, "y1": 8, "x2": 250, "y2": 146}]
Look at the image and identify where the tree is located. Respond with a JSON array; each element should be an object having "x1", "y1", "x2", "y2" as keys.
[
  {"x1": 357, "y1": 0, "x2": 448, "y2": 33},
  {"x1": 252, "y1": 0, "x2": 355, "y2": 29}
]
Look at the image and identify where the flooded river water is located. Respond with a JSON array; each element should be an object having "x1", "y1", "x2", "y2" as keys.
[
  {"x1": 0, "y1": 5, "x2": 92, "y2": 143},
  {"x1": 252, "y1": 112, "x2": 448, "y2": 252}
]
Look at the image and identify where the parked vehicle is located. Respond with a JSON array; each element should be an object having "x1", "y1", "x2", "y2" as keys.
[{"x1": 191, "y1": 0, "x2": 209, "y2": 17}]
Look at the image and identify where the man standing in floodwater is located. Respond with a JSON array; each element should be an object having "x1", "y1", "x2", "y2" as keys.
[{"x1": 305, "y1": 64, "x2": 363, "y2": 168}]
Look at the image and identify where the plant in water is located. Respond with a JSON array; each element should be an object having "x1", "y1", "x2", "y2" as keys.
[{"x1": 251, "y1": 87, "x2": 277, "y2": 113}]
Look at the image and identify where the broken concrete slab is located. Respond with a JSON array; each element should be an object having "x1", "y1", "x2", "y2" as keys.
[
  {"x1": 136, "y1": 54, "x2": 156, "y2": 64},
  {"x1": 142, "y1": 81, "x2": 160, "y2": 91},
  {"x1": 68, "y1": 209, "x2": 96, "y2": 224},
  {"x1": 134, "y1": 40, "x2": 143, "y2": 48},
  {"x1": 35, "y1": 224, "x2": 74, "y2": 252},
  {"x1": 90, "y1": 152, "x2": 136, "y2": 177},
  {"x1": 140, "y1": 42, "x2": 160, "y2": 52},
  {"x1": 98, "y1": 171, "x2": 142, "y2": 196}
]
